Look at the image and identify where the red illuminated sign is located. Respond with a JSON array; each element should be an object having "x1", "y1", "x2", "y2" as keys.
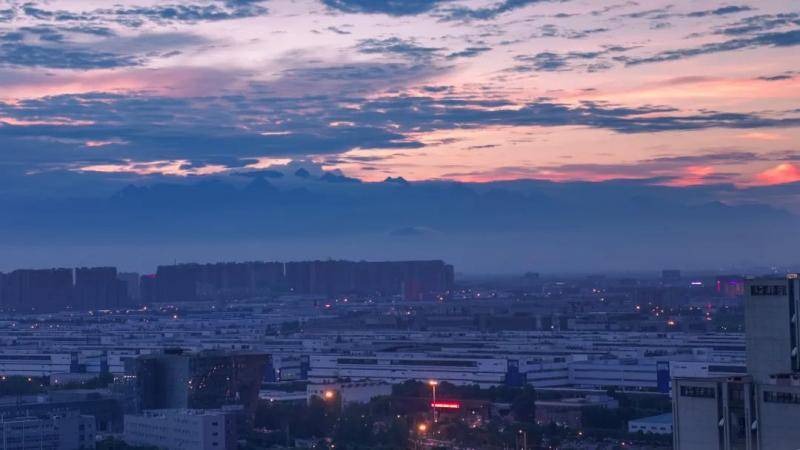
[{"x1": 431, "y1": 401, "x2": 461, "y2": 409}]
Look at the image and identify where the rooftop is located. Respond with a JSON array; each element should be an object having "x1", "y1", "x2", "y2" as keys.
[{"x1": 630, "y1": 413, "x2": 673, "y2": 424}]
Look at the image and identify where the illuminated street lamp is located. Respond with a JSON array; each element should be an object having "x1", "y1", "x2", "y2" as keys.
[
  {"x1": 428, "y1": 380, "x2": 439, "y2": 422},
  {"x1": 323, "y1": 390, "x2": 336, "y2": 400},
  {"x1": 415, "y1": 423, "x2": 429, "y2": 450}
]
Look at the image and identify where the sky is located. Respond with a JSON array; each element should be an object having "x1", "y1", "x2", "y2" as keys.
[{"x1": 0, "y1": 0, "x2": 799, "y2": 273}]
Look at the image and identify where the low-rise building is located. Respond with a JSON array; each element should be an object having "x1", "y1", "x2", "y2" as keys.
[
  {"x1": 307, "y1": 381, "x2": 392, "y2": 405},
  {"x1": 535, "y1": 394, "x2": 619, "y2": 429},
  {"x1": 123, "y1": 409, "x2": 237, "y2": 450},
  {"x1": 0, "y1": 411, "x2": 95, "y2": 450},
  {"x1": 628, "y1": 413, "x2": 673, "y2": 435}
]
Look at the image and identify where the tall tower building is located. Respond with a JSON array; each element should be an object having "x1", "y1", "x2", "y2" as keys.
[
  {"x1": 673, "y1": 275, "x2": 800, "y2": 450},
  {"x1": 745, "y1": 276, "x2": 799, "y2": 382},
  {"x1": 134, "y1": 350, "x2": 269, "y2": 418}
]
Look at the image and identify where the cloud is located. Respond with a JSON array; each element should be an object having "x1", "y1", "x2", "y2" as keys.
[
  {"x1": 104, "y1": 1, "x2": 268, "y2": 25},
  {"x1": 263, "y1": 61, "x2": 448, "y2": 95},
  {"x1": 0, "y1": 9, "x2": 14, "y2": 22},
  {"x1": 356, "y1": 37, "x2": 442, "y2": 61},
  {"x1": 621, "y1": 29, "x2": 800, "y2": 66},
  {"x1": 717, "y1": 13, "x2": 800, "y2": 36},
  {"x1": 20, "y1": 5, "x2": 93, "y2": 22},
  {"x1": 441, "y1": 0, "x2": 555, "y2": 21},
  {"x1": 512, "y1": 46, "x2": 631, "y2": 72},
  {"x1": 0, "y1": 27, "x2": 206, "y2": 70},
  {"x1": 531, "y1": 24, "x2": 609, "y2": 39},
  {"x1": 0, "y1": 42, "x2": 139, "y2": 69},
  {"x1": 326, "y1": 26, "x2": 352, "y2": 35},
  {"x1": 447, "y1": 46, "x2": 491, "y2": 59},
  {"x1": 755, "y1": 163, "x2": 800, "y2": 185},
  {"x1": 0, "y1": 88, "x2": 798, "y2": 184},
  {"x1": 321, "y1": 0, "x2": 451, "y2": 16},
  {"x1": 21, "y1": 1, "x2": 269, "y2": 27},
  {"x1": 619, "y1": 6, "x2": 673, "y2": 20},
  {"x1": 687, "y1": 5, "x2": 753, "y2": 18},
  {"x1": 457, "y1": 151, "x2": 759, "y2": 184},
  {"x1": 757, "y1": 71, "x2": 796, "y2": 81}
]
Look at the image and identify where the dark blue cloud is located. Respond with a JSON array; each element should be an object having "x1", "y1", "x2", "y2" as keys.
[
  {"x1": 326, "y1": 26, "x2": 352, "y2": 35},
  {"x1": 620, "y1": 6, "x2": 673, "y2": 20},
  {"x1": 19, "y1": 1, "x2": 268, "y2": 27},
  {"x1": 441, "y1": 0, "x2": 556, "y2": 21},
  {"x1": 758, "y1": 71, "x2": 796, "y2": 81},
  {"x1": 321, "y1": 0, "x2": 451, "y2": 16},
  {"x1": 356, "y1": 37, "x2": 442, "y2": 60},
  {"x1": 533, "y1": 24, "x2": 609, "y2": 39},
  {"x1": 622, "y1": 29, "x2": 800, "y2": 65},
  {"x1": 0, "y1": 9, "x2": 14, "y2": 22},
  {"x1": 0, "y1": 89, "x2": 797, "y2": 183},
  {"x1": 717, "y1": 13, "x2": 800, "y2": 35},
  {"x1": 687, "y1": 5, "x2": 753, "y2": 18},
  {"x1": 100, "y1": 0, "x2": 268, "y2": 25},
  {"x1": 0, "y1": 42, "x2": 139, "y2": 69},
  {"x1": 0, "y1": 28, "x2": 204, "y2": 69},
  {"x1": 512, "y1": 46, "x2": 630, "y2": 72},
  {"x1": 21, "y1": 5, "x2": 93, "y2": 22},
  {"x1": 447, "y1": 46, "x2": 492, "y2": 59}
]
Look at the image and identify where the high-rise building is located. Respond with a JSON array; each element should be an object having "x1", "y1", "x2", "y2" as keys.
[
  {"x1": 662, "y1": 269, "x2": 682, "y2": 283},
  {"x1": 140, "y1": 274, "x2": 157, "y2": 304},
  {"x1": 672, "y1": 275, "x2": 800, "y2": 450},
  {"x1": 153, "y1": 260, "x2": 454, "y2": 301},
  {"x1": 155, "y1": 261, "x2": 287, "y2": 302},
  {"x1": 0, "y1": 268, "x2": 73, "y2": 312},
  {"x1": 133, "y1": 350, "x2": 269, "y2": 418},
  {"x1": 74, "y1": 267, "x2": 124, "y2": 310},
  {"x1": 118, "y1": 272, "x2": 141, "y2": 303}
]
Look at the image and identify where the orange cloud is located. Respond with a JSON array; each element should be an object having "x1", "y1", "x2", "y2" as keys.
[
  {"x1": 737, "y1": 132, "x2": 785, "y2": 141},
  {"x1": 663, "y1": 165, "x2": 715, "y2": 187},
  {"x1": 755, "y1": 163, "x2": 800, "y2": 185},
  {"x1": 78, "y1": 159, "x2": 228, "y2": 177}
]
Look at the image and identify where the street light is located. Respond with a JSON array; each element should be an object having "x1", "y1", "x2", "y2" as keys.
[
  {"x1": 323, "y1": 390, "x2": 335, "y2": 400},
  {"x1": 517, "y1": 430, "x2": 527, "y2": 450},
  {"x1": 428, "y1": 380, "x2": 439, "y2": 423},
  {"x1": 415, "y1": 423, "x2": 428, "y2": 450}
]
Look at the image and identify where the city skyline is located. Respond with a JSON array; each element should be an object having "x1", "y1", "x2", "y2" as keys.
[{"x1": 0, "y1": 0, "x2": 798, "y2": 272}]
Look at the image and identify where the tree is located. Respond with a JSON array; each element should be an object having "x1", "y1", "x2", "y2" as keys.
[{"x1": 510, "y1": 386, "x2": 537, "y2": 423}]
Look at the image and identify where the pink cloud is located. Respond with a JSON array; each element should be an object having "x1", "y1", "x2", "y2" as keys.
[
  {"x1": 663, "y1": 165, "x2": 715, "y2": 187},
  {"x1": 0, "y1": 67, "x2": 245, "y2": 100},
  {"x1": 755, "y1": 163, "x2": 800, "y2": 185}
]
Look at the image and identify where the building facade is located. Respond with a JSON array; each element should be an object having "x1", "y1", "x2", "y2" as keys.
[
  {"x1": 134, "y1": 350, "x2": 269, "y2": 417},
  {"x1": 0, "y1": 412, "x2": 95, "y2": 450},
  {"x1": 673, "y1": 275, "x2": 800, "y2": 450},
  {"x1": 123, "y1": 409, "x2": 236, "y2": 450}
]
